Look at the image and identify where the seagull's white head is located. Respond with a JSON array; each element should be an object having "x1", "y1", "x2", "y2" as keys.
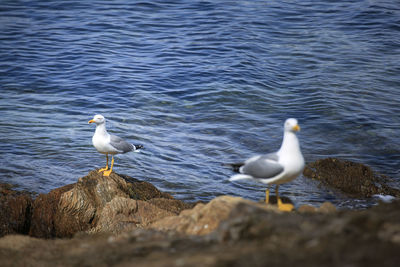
[
  {"x1": 284, "y1": 118, "x2": 300, "y2": 133},
  {"x1": 88, "y1": 114, "x2": 105, "y2": 125}
]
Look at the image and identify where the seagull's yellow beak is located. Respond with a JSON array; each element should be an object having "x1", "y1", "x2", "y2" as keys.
[
  {"x1": 292, "y1": 124, "x2": 300, "y2": 132},
  {"x1": 88, "y1": 119, "x2": 95, "y2": 124}
]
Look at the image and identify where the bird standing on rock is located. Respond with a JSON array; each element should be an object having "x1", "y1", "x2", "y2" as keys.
[
  {"x1": 88, "y1": 114, "x2": 143, "y2": 176},
  {"x1": 228, "y1": 118, "x2": 304, "y2": 212}
]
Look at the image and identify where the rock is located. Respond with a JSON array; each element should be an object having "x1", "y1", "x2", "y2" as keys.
[
  {"x1": 303, "y1": 158, "x2": 400, "y2": 197},
  {"x1": 2, "y1": 199, "x2": 400, "y2": 267},
  {"x1": 3, "y1": 160, "x2": 400, "y2": 266},
  {"x1": 297, "y1": 204, "x2": 318, "y2": 213},
  {"x1": 29, "y1": 183, "x2": 75, "y2": 238},
  {"x1": 213, "y1": 200, "x2": 302, "y2": 242},
  {"x1": 0, "y1": 184, "x2": 33, "y2": 237},
  {"x1": 147, "y1": 198, "x2": 195, "y2": 214},
  {"x1": 318, "y1": 201, "x2": 336, "y2": 213},
  {"x1": 0, "y1": 234, "x2": 38, "y2": 251},
  {"x1": 297, "y1": 202, "x2": 336, "y2": 214},
  {"x1": 118, "y1": 174, "x2": 174, "y2": 200},
  {"x1": 149, "y1": 195, "x2": 279, "y2": 235},
  {"x1": 150, "y1": 196, "x2": 337, "y2": 236},
  {"x1": 29, "y1": 170, "x2": 191, "y2": 238},
  {"x1": 89, "y1": 197, "x2": 176, "y2": 234}
]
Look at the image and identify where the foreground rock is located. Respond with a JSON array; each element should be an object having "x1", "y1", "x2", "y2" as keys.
[
  {"x1": 149, "y1": 196, "x2": 278, "y2": 235},
  {"x1": 1, "y1": 198, "x2": 399, "y2": 267},
  {"x1": 1, "y1": 166, "x2": 400, "y2": 266},
  {"x1": 3, "y1": 158, "x2": 398, "y2": 239},
  {"x1": 303, "y1": 157, "x2": 400, "y2": 198},
  {"x1": 29, "y1": 170, "x2": 193, "y2": 238}
]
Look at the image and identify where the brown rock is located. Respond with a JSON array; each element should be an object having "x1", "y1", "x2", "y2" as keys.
[
  {"x1": 149, "y1": 196, "x2": 278, "y2": 235},
  {"x1": 297, "y1": 204, "x2": 318, "y2": 213},
  {"x1": 29, "y1": 183, "x2": 74, "y2": 238},
  {"x1": 318, "y1": 202, "x2": 337, "y2": 213},
  {"x1": 0, "y1": 184, "x2": 33, "y2": 237},
  {"x1": 89, "y1": 197, "x2": 176, "y2": 234},
  {"x1": 297, "y1": 202, "x2": 336, "y2": 214},
  {"x1": 0, "y1": 234, "x2": 39, "y2": 251},
  {"x1": 303, "y1": 158, "x2": 400, "y2": 197},
  {"x1": 29, "y1": 170, "x2": 190, "y2": 238},
  {"x1": 119, "y1": 173, "x2": 174, "y2": 200},
  {"x1": 148, "y1": 198, "x2": 196, "y2": 214},
  {"x1": 90, "y1": 197, "x2": 139, "y2": 233},
  {"x1": 1, "y1": 199, "x2": 400, "y2": 267},
  {"x1": 53, "y1": 171, "x2": 131, "y2": 237}
]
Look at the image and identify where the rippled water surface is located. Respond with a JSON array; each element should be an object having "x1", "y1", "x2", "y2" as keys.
[{"x1": 1, "y1": 0, "x2": 400, "y2": 208}]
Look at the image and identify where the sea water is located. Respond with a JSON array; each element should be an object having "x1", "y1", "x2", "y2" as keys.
[{"x1": 1, "y1": 0, "x2": 399, "y2": 208}]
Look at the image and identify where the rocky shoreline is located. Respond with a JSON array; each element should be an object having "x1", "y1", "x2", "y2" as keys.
[{"x1": 1, "y1": 158, "x2": 399, "y2": 266}]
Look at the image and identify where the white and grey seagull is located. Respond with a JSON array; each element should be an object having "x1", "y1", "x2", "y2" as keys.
[
  {"x1": 88, "y1": 114, "x2": 142, "y2": 176},
  {"x1": 228, "y1": 118, "x2": 304, "y2": 211}
]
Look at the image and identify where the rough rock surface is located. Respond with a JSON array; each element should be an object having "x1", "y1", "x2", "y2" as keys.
[
  {"x1": 29, "y1": 170, "x2": 193, "y2": 238},
  {"x1": 1, "y1": 199, "x2": 399, "y2": 267},
  {"x1": 29, "y1": 183, "x2": 74, "y2": 238},
  {"x1": 1, "y1": 164, "x2": 400, "y2": 266},
  {"x1": 149, "y1": 195, "x2": 279, "y2": 235},
  {"x1": 0, "y1": 184, "x2": 32, "y2": 237},
  {"x1": 303, "y1": 157, "x2": 400, "y2": 197}
]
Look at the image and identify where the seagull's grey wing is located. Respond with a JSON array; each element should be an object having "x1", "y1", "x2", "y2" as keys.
[
  {"x1": 241, "y1": 153, "x2": 284, "y2": 179},
  {"x1": 110, "y1": 135, "x2": 134, "y2": 153}
]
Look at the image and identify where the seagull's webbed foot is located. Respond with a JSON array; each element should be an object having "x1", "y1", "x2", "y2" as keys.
[
  {"x1": 277, "y1": 198, "x2": 294, "y2": 212},
  {"x1": 103, "y1": 170, "x2": 112, "y2": 176},
  {"x1": 275, "y1": 185, "x2": 294, "y2": 212},
  {"x1": 98, "y1": 166, "x2": 108, "y2": 173}
]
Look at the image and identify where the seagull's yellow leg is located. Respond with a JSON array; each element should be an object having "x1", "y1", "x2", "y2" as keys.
[
  {"x1": 98, "y1": 154, "x2": 109, "y2": 172},
  {"x1": 276, "y1": 185, "x2": 294, "y2": 212},
  {"x1": 103, "y1": 155, "x2": 114, "y2": 176},
  {"x1": 265, "y1": 188, "x2": 270, "y2": 204}
]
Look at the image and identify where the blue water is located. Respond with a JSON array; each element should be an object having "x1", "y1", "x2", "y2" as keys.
[{"x1": 1, "y1": 0, "x2": 400, "y2": 209}]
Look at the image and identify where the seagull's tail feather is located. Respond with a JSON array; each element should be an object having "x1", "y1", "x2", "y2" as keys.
[
  {"x1": 133, "y1": 144, "x2": 144, "y2": 152},
  {"x1": 229, "y1": 174, "x2": 254, "y2": 181},
  {"x1": 223, "y1": 162, "x2": 244, "y2": 173}
]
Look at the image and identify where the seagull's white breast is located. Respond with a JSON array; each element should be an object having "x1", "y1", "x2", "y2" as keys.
[
  {"x1": 277, "y1": 153, "x2": 304, "y2": 184},
  {"x1": 92, "y1": 132, "x2": 119, "y2": 154},
  {"x1": 265, "y1": 131, "x2": 305, "y2": 185}
]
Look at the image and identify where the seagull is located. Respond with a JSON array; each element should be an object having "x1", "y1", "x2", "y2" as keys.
[
  {"x1": 88, "y1": 114, "x2": 143, "y2": 176},
  {"x1": 228, "y1": 118, "x2": 304, "y2": 211}
]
